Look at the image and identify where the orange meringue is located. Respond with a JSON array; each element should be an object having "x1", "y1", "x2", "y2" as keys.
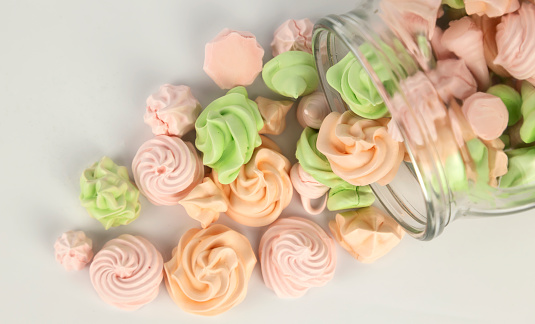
[
  {"x1": 464, "y1": 0, "x2": 520, "y2": 18},
  {"x1": 178, "y1": 177, "x2": 228, "y2": 228},
  {"x1": 271, "y1": 19, "x2": 314, "y2": 56},
  {"x1": 256, "y1": 96, "x2": 293, "y2": 135},
  {"x1": 462, "y1": 92, "x2": 508, "y2": 141}
]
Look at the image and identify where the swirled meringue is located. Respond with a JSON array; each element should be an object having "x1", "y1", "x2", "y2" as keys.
[
  {"x1": 256, "y1": 96, "x2": 293, "y2": 135},
  {"x1": 427, "y1": 59, "x2": 477, "y2": 102},
  {"x1": 316, "y1": 111, "x2": 405, "y2": 186},
  {"x1": 472, "y1": 15, "x2": 511, "y2": 78},
  {"x1": 494, "y1": 2, "x2": 535, "y2": 86},
  {"x1": 462, "y1": 92, "x2": 508, "y2": 141},
  {"x1": 144, "y1": 84, "x2": 201, "y2": 137},
  {"x1": 54, "y1": 231, "x2": 93, "y2": 271},
  {"x1": 290, "y1": 163, "x2": 328, "y2": 215},
  {"x1": 329, "y1": 207, "x2": 404, "y2": 263},
  {"x1": 212, "y1": 147, "x2": 293, "y2": 227},
  {"x1": 297, "y1": 91, "x2": 330, "y2": 129},
  {"x1": 164, "y1": 225, "x2": 256, "y2": 316},
  {"x1": 464, "y1": 0, "x2": 520, "y2": 18},
  {"x1": 271, "y1": 18, "x2": 314, "y2": 56},
  {"x1": 90, "y1": 234, "x2": 163, "y2": 310},
  {"x1": 132, "y1": 135, "x2": 203, "y2": 206},
  {"x1": 178, "y1": 177, "x2": 228, "y2": 228},
  {"x1": 259, "y1": 217, "x2": 336, "y2": 298}
]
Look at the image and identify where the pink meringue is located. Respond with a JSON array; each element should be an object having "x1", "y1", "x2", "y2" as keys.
[
  {"x1": 296, "y1": 91, "x2": 331, "y2": 129},
  {"x1": 430, "y1": 27, "x2": 455, "y2": 60},
  {"x1": 144, "y1": 84, "x2": 201, "y2": 137},
  {"x1": 90, "y1": 234, "x2": 163, "y2": 310},
  {"x1": 329, "y1": 207, "x2": 405, "y2": 263},
  {"x1": 465, "y1": 0, "x2": 520, "y2": 18},
  {"x1": 132, "y1": 135, "x2": 204, "y2": 206},
  {"x1": 442, "y1": 16, "x2": 490, "y2": 90},
  {"x1": 54, "y1": 230, "x2": 93, "y2": 271},
  {"x1": 271, "y1": 19, "x2": 314, "y2": 56},
  {"x1": 178, "y1": 177, "x2": 228, "y2": 228},
  {"x1": 494, "y1": 2, "x2": 535, "y2": 86},
  {"x1": 427, "y1": 59, "x2": 477, "y2": 102},
  {"x1": 256, "y1": 96, "x2": 294, "y2": 135},
  {"x1": 204, "y1": 29, "x2": 265, "y2": 89},
  {"x1": 462, "y1": 92, "x2": 508, "y2": 141},
  {"x1": 471, "y1": 15, "x2": 511, "y2": 78},
  {"x1": 259, "y1": 217, "x2": 336, "y2": 298},
  {"x1": 290, "y1": 163, "x2": 329, "y2": 215}
]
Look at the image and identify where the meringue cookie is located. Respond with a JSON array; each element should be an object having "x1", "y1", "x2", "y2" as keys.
[
  {"x1": 144, "y1": 84, "x2": 201, "y2": 137},
  {"x1": 178, "y1": 177, "x2": 228, "y2": 228},
  {"x1": 500, "y1": 147, "x2": 535, "y2": 188},
  {"x1": 204, "y1": 28, "x2": 264, "y2": 89},
  {"x1": 290, "y1": 163, "x2": 329, "y2": 215},
  {"x1": 427, "y1": 59, "x2": 477, "y2": 102},
  {"x1": 329, "y1": 207, "x2": 404, "y2": 263},
  {"x1": 259, "y1": 217, "x2": 336, "y2": 298},
  {"x1": 326, "y1": 182, "x2": 375, "y2": 211},
  {"x1": 256, "y1": 96, "x2": 293, "y2": 135},
  {"x1": 494, "y1": 2, "x2": 535, "y2": 86},
  {"x1": 462, "y1": 92, "x2": 508, "y2": 141},
  {"x1": 442, "y1": 0, "x2": 464, "y2": 9},
  {"x1": 442, "y1": 16, "x2": 490, "y2": 90},
  {"x1": 213, "y1": 147, "x2": 292, "y2": 227},
  {"x1": 471, "y1": 15, "x2": 511, "y2": 78},
  {"x1": 296, "y1": 91, "x2": 331, "y2": 129},
  {"x1": 259, "y1": 134, "x2": 282, "y2": 153},
  {"x1": 164, "y1": 225, "x2": 256, "y2": 316},
  {"x1": 464, "y1": 0, "x2": 520, "y2": 18},
  {"x1": 466, "y1": 138, "x2": 507, "y2": 187},
  {"x1": 271, "y1": 18, "x2": 314, "y2": 56},
  {"x1": 520, "y1": 82, "x2": 535, "y2": 143},
  {"x1": 90, "y1": 234, "x2": 163, "y2": 310},
  {"x1": 132, "y1": 135, "x2": 204, "y2": 206},
  {"x1": 316, "y1": 111, "x2": 405, "y2": 186},
  {"x1": 80, "y1": 157, "x2": 140, "y2": 229},
  {"x1": 54, "y1": 231, "x2": 93, "y2": 271},
  {"x1": 430, "y1": 27, "x2": 455, "y2": 61},
  {"x1": 487, "y1": 85, "x2": 522, "y2": 126}
]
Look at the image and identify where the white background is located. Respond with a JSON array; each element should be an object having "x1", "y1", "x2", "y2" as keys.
[{"x1": 1, "y1": 0, "x2": 534, "y2": 323}]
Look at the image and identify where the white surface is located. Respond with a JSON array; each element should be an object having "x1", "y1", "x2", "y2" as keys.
[{"x1": 1, "y1": 1, "x2": 535, "y2": 323}]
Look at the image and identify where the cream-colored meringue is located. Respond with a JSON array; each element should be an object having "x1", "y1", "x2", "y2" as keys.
[
  {"x1": 144, "y1": 84, "x2": 201, "y2": 137},
  {"x1": 427, "y1": 59, "x2": 477, "y2": 101},
  {"x1": 465, "y1": 0, "x2": 520, "y2": 18},
  {"x1": 296, "y1": 91, "x2": 331, "y2": 129},
  {"x1": 259, "y1": 217, "x2": 336, "y2": 298},
  {"x1": 329, "y1": 207, "x2": 404, "y2": 263},
  {"x1": 271, "y1": 18, "x2": 314, "y2": 56},
  {"x1": 290, "y1": 163, "x2": 329, "y2": 215},
  {"x1": 462, "y1": 92, "x2": 508, "y2": 141},
  {"x1": 256, "y1": 96, "x2": 293, "y2": 135},
  {"x1": 54, "y1": 230, "x2": 93, "y2": 271},
  {"x1": 164, "y1": 225, "x2": 256, "y2": 316},
  {"x1": 178, "y1": 177, "x2": 228, "y2": 228},
  {"x1": 442, "y1": 16, "x2": 490, "y2": 90},
  {"x1": 494, "y1": 2, "x2": 535, "y2": 86},
  {"x1": 472, "y1": 15, "x2": 511, "y2": 78}
]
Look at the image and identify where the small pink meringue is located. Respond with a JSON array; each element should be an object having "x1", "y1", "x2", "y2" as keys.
[
  {"x1": 54, "y1": 230, "x2": 93, "y2": 271},
  {"x1": 204, "y1": 28, "x2": 265, "y2": 89},
  {"x1": 462, "y1": 92, "x2": 508, "y2": 141},
  {"x1": 427, "y1": 59, "x2": 477, "y2": 102},
  {"x1": 442, "y1": 16, "x2": 490, "y2": 90},
  {"x1": 178, "y1": 177, "x2": 228, "y2": 228},
  {"x1": 430, "y1": 27, "x2": 455, "y2": 61},
  {"x1": 271, "y1": 19, "x2": 314, "y2": 56},
  {"x1": 144, "y1": 84, "x2": 201, "y2": 137},
  {"x1": 472, "y1": 15, "x2": 511, "y2": 78},
  {"x1": 464, "y1": 0, "x2": 520, "y2": 18},
  {"x1": 256, "y1": 96, "x2": 294, "y2": 135},
  {"x1": 290, "y1": 163, "x2": 329, "y2": 215},
  {"x1": 296, "y1": 92, "x2": 331, "y2": 129}
]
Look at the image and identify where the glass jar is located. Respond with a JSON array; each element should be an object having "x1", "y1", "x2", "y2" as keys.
[{"x1": 312, "y1": 0, "x2": 535, "y2": 240}]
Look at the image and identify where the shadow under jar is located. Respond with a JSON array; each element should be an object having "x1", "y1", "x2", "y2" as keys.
[{"x1": 312, "y1": 0, "x2": 535, "y2": 240}]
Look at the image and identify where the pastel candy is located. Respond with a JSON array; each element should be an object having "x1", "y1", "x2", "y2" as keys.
[
  {"x1": 178, "y1": 177, "x2": 228, "y2": 228},
  {"x1": 326, "y1": 182, "x2": 375, "y2": 211},
  {"x1": 54, "y1": 231, "x2": 93, "y2": 271},
  {"x1": 472, "y1": 15, "x2": 511, "y2": 78},
  {"x1": 462, "y1": 92, "x2": 508, "y2": 141},
  {"x1": 256, "y1": 96, "x2": 293, "y2": 135},
  {"x1": 427, "y1": 59, "x2": 477, "y2": 102},
  {"x1": 520, "y1": 82, "x2": 535, "y2": 143},
  {"x1": 271, "y1": 18, "x2": 314, "y2": 56},
  {"x1": 500, "y1": 147, "x2": 535, "y2": 188},
  {"x1": 296, "y1": 91, "x2": 331, "y2": 129},
  {"x1": 487, "y1": 85, "x2": 522, "y2": 126},
  {"x1": 464, "y1": 0, "x2": 520, "y2": 18},
  {"x1": 290, "y1": 163, "x2": 329, "y2": 215},
  {"x1": 442, "y1": 0, "x2": 464, "y2": 9}
]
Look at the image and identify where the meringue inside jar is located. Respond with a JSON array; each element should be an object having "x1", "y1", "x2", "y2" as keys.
[{"x1": 313, "y1": 0, "x2": 535, "y2": 240}]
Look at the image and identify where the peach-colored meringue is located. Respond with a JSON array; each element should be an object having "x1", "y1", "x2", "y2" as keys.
[
  {"x1": 430, "y1": 27, "x2": 455, "y2": 60},
  {"x1": 472, "y1": 15, "x2": 511, "y2": 78},
  {"x1": 317, "y1": 111, "x2": 405, "y2": 186},
  {"x1": 271, "y1": 18, "x2": 314, "y2": 56},
  {"x1": 259, "y1": 135, "x2": 282, "y2": 153},
  {"x1": 427, "y1": 59, "x2": 477, "y2": 101},
  {"x1": 462, "y1": 92, "x2": 508, "y2": 141},
  {"x1": 297, "y1": 91, "x2": 331, "y2": 129},
  {"x1": 465, "y1": 0, "x2": 520, "y2": 18},
  {"x1": 178, "y1": 177, "x2": 228, "y2": 228},
  {"x1": 54, "y1": 230, "x2": 93, "y2": 271},
  {"x1": 494, "y1": 2, "x2": 535, "y2": 86},
  {"x1": 259, "y1": 217, "x2": 336, "y2": 298},
  {"x1": 90, "y1": 234, "x2": 163, "y2": 310},
  {"x1": 164, "y1": 225, "x2": 256, "y2": 316},
  {"x1": 132, "y1": 135, "x2": 204, "y2": 206},
  {"x1": 144, "y1": 84, "x2": 201, "y2": 137},
  {"x1": 213, "y1": 147, "x2": 292, "y2": 227},
  {"x1": 485, "y1": 138, "x2": 508, "y2": 187},
  {"x1": 204, "y1": 28, "x2": 265, "y2": 89},
  {"x1": 256, "y1": 96, "x2": 293, "y2": 135},
  {"x1": 442, "y1": 16, "x2": 490, "y2": 90},
  {"x1": 329, "y1": 207, "x2": 404, "y2": 263},
  {"x1": 290, "y1": 163, "x2": 329, "y2": 215}
]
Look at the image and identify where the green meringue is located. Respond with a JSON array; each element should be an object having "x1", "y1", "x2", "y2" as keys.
[
  {"x1": 295, "y1": 127, "x2": 345, "y2": 188},
  {"x1": 195, "y1": 86, "x2": 263, "y2": 184},
  {"x1": 442, "y1": 0, "x2": 464, "y2": 9},
  {"x1": 326, "y1": 182, "x2": 375, "y2": 211},
  {"x1": 500, "y1": 147, "x2": 535, "y2": 188},
  {"x1": 80, "y1": 157, "x2": 141, "y2": 229},
  {"x1": 520, "y1": 82, "x2": 535, "y2": 143},
  {"x1": 262, "y1": 51, "x2": 319, "y2": 99},
  {"x1": 487, "y1": 84, "x2": 522, "y2": 126}
]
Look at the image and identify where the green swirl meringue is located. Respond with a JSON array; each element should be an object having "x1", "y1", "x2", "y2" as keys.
[
  {"x1": 500, "y1": 147, "x2": 535, "y2": 188},
  {"x1": 326, "y1": 182, "x2": 375, "y2": 211},
  {"x1": 80, "y1": 157, "x2": 141, "y2": 229},
  {"x1": 262, "y1": 51, "x2": 319, "y2": 99},
  {"x1": 295, "y1": 127, "x2": 345, "y2": 188},
  {"x1": 487, "y1": 84, "x2": 522, "y2": 126},
  {"x1": 195, "y1": 86, "x2": 264, "y2": 184},
  {"x1": 442, "y1": 0, "x2": 464, "y2": 9},
  {"x1": 520, "y1": 82, "x2": 535, "y2": 143}
]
